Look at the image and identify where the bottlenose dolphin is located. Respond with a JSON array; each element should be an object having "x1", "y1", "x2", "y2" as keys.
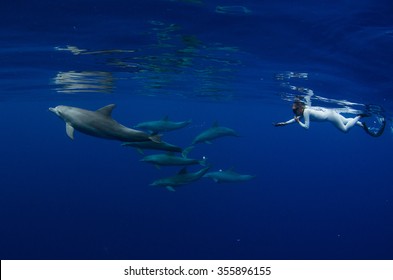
[
  {"x1": 49, "y1": 104, "x2": 160, "y2": 142},
  {"x1": 192, "y1": 121, "x2": 239, "y2": 144},
  {"x1": 141, "y1": 150, "x2": 206, "y2": 168},
  {"x1": 150, "y1": 166, "x2": 211, "y2": 191},
  {"x1": 135, "y1": 116, "x2": 192, "y2": 133},
  {"x1": 122, "y1": 140, "x2": 183, "y2": 154},
  {"x1": 203, "y1": 168, "x2": 255, "y2": 183}
]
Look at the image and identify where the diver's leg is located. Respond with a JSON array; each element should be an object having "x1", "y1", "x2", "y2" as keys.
[
  {"x1": 337, "y1": 114, "x2": 363, "y2": 127},
  {"x1": 331, "y1": 113, "x2": 361, "y2": 132},
  {"x1": 343, "y1": 116, "x2": 362, "y2": 131},
  {"x1": 338, "y1": 114, "x2": 349, "y2": 124}
]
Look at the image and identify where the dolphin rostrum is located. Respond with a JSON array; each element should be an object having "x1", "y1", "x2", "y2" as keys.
[
  {"x1": 49, "y1": 104, "x2": 160, "y2": 143},
  {"x1": 203, "y1": 168, "x2": 255, "y2": 183},
  {"x1": 135, "y1": 116, "x2": 192, "y2": 133},
  {"x1": 150, "y1": 166, "x2": 211, "y2": 191},
  {"x1": 192, "y1": 121, "x2": 239, "y2": 144}
]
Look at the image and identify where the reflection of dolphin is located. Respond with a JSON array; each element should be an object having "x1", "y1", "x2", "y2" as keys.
[
  {"x1": 122, "y1": 141, "x2": 182, "y2": 154},
  {"x1": 49, "y1": 104, "x2": 160, "y2": 142},
  {"x1": 135, "y1": 116, "x2": 191, "y2": 133},
  {"x1": 192, "y1": 122, "x2": 239, "y2": 144},
  {"x1": 150, "y1": 166, "x2": 210, "y2": 191},
  {"x1": 204, "y1": 168, "x2": 255, "y2": 183}
]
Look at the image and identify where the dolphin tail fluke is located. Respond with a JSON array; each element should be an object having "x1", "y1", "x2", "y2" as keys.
[
  {"x1": 182, "y1": 146, "x2": 194, "y2": 158},
  {"x1": 149, "y1": 134, "x2": 162, "y2": 143}
]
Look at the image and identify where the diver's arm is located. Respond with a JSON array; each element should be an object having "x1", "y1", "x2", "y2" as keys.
[
  {"x1": 295, "y1": 110, "x2": 310, "y2": 129},
  {"x1": 273, "y1": 118, "x2": 296, "y2": 127}
]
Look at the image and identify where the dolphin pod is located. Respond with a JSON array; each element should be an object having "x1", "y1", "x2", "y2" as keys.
[{"x1": 50, "y1": 104, "x2": 254, "y2": 190}]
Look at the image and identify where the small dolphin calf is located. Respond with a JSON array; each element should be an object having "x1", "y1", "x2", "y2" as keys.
[
  {"x1": 135, "y1": 116, "x2": 192, "y2": 133},
  {"x1": 192, "y1": 121, "x2": 239, "y2": 144},
  {"x1": 150, "y1": 166, "x2": 210, "y2": 191},
  {"x1": 49, "y1": 104, "x2": 160, "y2": 142},
  {"x1": 203, "y1": 168, "x2": 255, "y2": 183},
  {"x1": 122, "y1": 140, "x2": 183, "y2": 154}
]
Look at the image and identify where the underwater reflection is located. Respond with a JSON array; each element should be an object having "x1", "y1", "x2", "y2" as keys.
[
  {"x1": 52, "y1": 71, "x2": 114, "y2": 94},
  {"x1": 215, "y1": 5, "x2": 251, "y2": 15}
]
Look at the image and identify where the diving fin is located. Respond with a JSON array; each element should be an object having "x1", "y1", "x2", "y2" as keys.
[{"x1": 362, "y1": 117, "x2": 386, "y2": 137}]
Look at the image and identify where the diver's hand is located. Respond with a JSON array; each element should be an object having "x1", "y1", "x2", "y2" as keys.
[
  {"x1": 294, "y1": 116, "x2": 300, "y2": 123},
  {"x1": 273, "y1": 122, "x2": 286, "y2": 127}
]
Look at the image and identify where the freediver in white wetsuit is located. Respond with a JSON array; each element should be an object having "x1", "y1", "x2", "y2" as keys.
[{"x1": 274, "y1": 99, "x2": 386, "y2": 137}]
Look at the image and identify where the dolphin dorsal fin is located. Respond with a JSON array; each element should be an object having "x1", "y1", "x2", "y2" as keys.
[
  {"x1": 212, "y1": 121, "x2": 219, "y2": 127},
  {"x1": 96, "y1": 104, "x2": 116, "y2": 117},
  {"x1": 162, "y1": 115, "x2": 169, "y2": 121},
  {"x1": 178, "y1": 167, "x2": 188, "y2": 175}
]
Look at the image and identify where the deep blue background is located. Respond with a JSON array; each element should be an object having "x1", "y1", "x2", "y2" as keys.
[{"x1": 1, "y1": 0, "x2": 393, "y2": 259}]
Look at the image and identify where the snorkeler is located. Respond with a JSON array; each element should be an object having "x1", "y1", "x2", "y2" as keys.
[{"x1": 274, "y1": 98, "x2": 386, "y2": 137}]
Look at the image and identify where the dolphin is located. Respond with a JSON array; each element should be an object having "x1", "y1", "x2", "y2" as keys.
[
  {"x1": 203, "y1": 168, "x2": 255, "y2": 183},
  {"x1": 141, "y1": 148, "x2": 206, "y2": 168},
  {"x1": 150, "y1": 166, "x2": 211, "y2": 191},
  {"x1": 122, "y1": 140, "x2": 183, "y2": 154},
  {"x1": 135, "y1": 116, "x2": 192, "y2": 133},
  {"x1": 192, "y1": 121, "x2": 239, "y2": 144},
  {"x1": 49, "y1": 104, "x2": 160, "y2": 142}
]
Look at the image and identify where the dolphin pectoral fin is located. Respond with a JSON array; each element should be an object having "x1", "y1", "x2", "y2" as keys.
[
  {"x1": 155, "y1": 165, "x2": 161, "y2": 170},
  {"x1": 213, "y1": 178, "x2": 219, "y2": 183},
  {"x1": 136, "y1": 148, "x2": 144, "y2": 155},
  {"x1": 166, "y1": 186, "x2": 176, "y2": 192},
  {"x1": 66, "y1": 123, "x2": 75, "y2": 140}
]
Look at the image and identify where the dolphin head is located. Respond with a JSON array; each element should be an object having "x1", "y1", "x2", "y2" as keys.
[
  {"x1": 49, "y1": 105, "x2": 66, "y2": 117},
  {"x1": 49, "y1": 105, "x2": 73, "y2": 120},
  {"x1": 49, "y1": 106, "x2": 60, "y2": 115}
]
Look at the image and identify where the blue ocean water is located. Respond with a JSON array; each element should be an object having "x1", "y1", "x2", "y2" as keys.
[{"x1": 1, "y1": 0, "x2": 393, "y2": 260}]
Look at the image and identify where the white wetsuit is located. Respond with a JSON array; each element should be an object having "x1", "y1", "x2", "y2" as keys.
[{"x1": 281, "y1": 106, "x2": 363, "y2": 133}]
